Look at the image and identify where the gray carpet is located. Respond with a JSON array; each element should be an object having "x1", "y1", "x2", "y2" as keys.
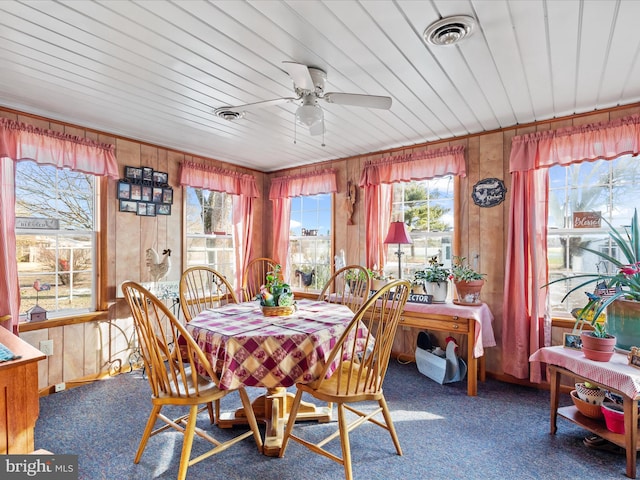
[{"x1": 35, "y1": 360, "x2": 630, "y2": 479}]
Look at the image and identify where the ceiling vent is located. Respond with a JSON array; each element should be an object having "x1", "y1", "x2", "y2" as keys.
[
  {"x1": 214, "y1": 109, "x2": 244, "y2": 121},
  {"x1": 423, "y1": 15, "x2": 476, "y2": 46}
]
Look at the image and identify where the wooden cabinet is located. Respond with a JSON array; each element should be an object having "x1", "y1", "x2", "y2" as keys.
[{"x1": 0, "y1": 327, "x2": 46, "y2": 454}]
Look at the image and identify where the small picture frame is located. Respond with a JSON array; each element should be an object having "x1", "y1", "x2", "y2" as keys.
[
  {"x1": 130, "y1": 184, "x2": 142, "y2": 201},
  {"x1": 162, "y1": 188, "x2": 173, "y2": 204},
  {"x1": 157, "y1": 204, "x2": 171, "y2": 215},
  {"x1": 153, "y1": 171, "x2": 168, "y2": 185},
  {"x1": 628, "y1": 347, "x2": 640, "y2": 369},
  {"x1": 117, "y1": 181, "x2": 131, "y2": 200},
  {"x1": 125, "y1": 166, "x2": 142, "y2": 181},
  {"x1": 142, "y1": 167, "x2": 154, "y2": 183},
  {"x1": 146, "y1": 203, "x2": 156, "y2": 216},
  {"x1": 152, "y1": 187, "x2": 163, "y2": 203},
  {"x1": 119, "y1": 200, "x2": 138, "y2": 213},
  {"x1": 137, "y1": 202, "x2": 148, "y2": 216},
  {"x1": 141, "y1": 186, "x2": 152, "y2": 202},
  {"x1": 563, "y1": 332, "x2": 583, "y2": 350}
]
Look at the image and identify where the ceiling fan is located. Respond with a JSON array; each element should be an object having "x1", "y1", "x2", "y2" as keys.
[{"x1": 214, "y1": 61, "x2": 392, "y2": 136}]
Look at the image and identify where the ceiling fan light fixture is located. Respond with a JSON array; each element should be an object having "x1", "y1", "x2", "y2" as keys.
[
  {"x1": 423, "y1": 15, "x2": 476, "y2": 46},
  {"x1": 295, "y1": 103, "x2": 323, "y2": 128}
]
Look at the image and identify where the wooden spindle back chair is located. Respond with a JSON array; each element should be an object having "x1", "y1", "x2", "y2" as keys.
[
  {"x1": 317, "y1": 265, "x2": 372, "y2": 313},
  {"x1": 179, "y1": 266, "x2": 238, "y2": 322}
]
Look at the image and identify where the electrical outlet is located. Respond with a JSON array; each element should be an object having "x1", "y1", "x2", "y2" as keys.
[
  {"x1": 39, "y1": 339, "x2": 53, "y2": 356},
  {"x1": 54, "y1": 383, "x2": 65, "y2": 392}
]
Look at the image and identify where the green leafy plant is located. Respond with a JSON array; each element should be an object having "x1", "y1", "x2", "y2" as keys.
[
  {"x1": 258, "y1": 264, "x2": 294, "y2": 307},
  {"x1": 545, "y1": 209, "x2": 640, "y2": 336},
  {"x1": 413, "y1": 255, "x2": 450, "y2": 286},
  {"x1": 450, "y1": 256, "x2": 486, "y2": 282}
]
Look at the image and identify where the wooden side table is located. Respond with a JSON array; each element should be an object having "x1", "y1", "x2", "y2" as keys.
[
  {"x1": 397, "y1": 302, "x2": 496, "y2": 396},
  {"x1": 531, "y1": 346, "x2": 640, "y2": 479},
  {"x1": 0, "y1": 327, "x2": 46, "y2": 454}
]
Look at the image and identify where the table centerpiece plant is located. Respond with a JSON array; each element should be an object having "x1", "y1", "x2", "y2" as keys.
[
  {"x1": 544, "y1": 209, "x2": 640, "y2": 354},
  {"x1": 450, "y1": 255, "x2": 486, "y2": 305},
  {"x1": 258, "y1": 264, "x2": 295, "y2": 315},
  {"x1": 413, "y1": 255, "x2": 450, "y2": 302}
]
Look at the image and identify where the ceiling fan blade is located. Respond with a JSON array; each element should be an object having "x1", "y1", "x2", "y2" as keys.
[
  {"x1": 322, "y1": 92, "x2": 392, "y2": 109},
  {"x1": 215, "y1": 97, "x2": 296, "y2": 115},
  {"x1": 282, "y1": 61, "x2": 315, "y2": 91}
]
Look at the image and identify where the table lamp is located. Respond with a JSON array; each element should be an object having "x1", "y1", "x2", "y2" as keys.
[{"x1": 384, "y1": 221, "x2": 413, "y2": 279}]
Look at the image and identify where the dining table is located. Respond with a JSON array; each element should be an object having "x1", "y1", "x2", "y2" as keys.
[{"x1": 186, "y1": 298, "x2": 368, "y2": 456}]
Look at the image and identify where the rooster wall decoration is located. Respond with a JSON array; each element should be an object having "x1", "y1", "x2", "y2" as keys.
[{"x1": 145, "y1": 248, "x2": 172, "y2": 282}]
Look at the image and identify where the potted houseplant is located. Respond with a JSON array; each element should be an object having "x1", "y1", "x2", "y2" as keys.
[
  {"x1": 368, "y1": 268, "x2": 391, "y2": 291},
  {"x1": 450, "y1": 256, "x2": 486, "y2": 305},
  {"x1": 413, "y1": 255, "x2": 450, "y2": 303},
  {"x1": 544, "y1": 209, "x2": 640, "y2": 352}
]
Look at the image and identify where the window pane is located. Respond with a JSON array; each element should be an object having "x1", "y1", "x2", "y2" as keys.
[
  {"x1": 388, "y1": 178, "x2": 454, "y2": 279},
  {"x1": 289, "y1": 193, "x2": 332, "y2": 291},
  {"x1": 547, "y1": 155, "x2": 640, "y2": 315},
  {"x1": 185, "y1": 187, "x2": 235, "y2": 281},
  {"x1": 16, "y1": 160, "x2": 97, "y2": 318}
]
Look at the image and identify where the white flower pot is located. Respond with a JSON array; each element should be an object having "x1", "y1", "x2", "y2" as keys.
[{"x1": 424, "y1": 281, "x2": 448, "y2": 303}]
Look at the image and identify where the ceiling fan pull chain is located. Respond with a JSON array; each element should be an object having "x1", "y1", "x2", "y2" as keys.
[{"x1": 293, "y1": 115, "x2": 297, "y2": 144}]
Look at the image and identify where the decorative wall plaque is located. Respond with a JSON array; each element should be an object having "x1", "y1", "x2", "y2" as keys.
[{"x1": 471, "y1": 178, "x2": 507, "y2": 208}]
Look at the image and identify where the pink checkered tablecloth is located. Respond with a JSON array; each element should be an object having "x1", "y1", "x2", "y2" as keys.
[
  {"x1": 529, "y1": 345, "x2": 640, "y2": 399},
  {"x1": 186, "y1": 299, "x2": 367, "y2": 390}
]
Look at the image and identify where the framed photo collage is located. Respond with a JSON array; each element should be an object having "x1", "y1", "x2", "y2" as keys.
[{"x1": 118, "y1": 166, "x2": 173, "y2": 216}]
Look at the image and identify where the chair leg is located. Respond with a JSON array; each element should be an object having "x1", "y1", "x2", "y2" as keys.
[
  {"x1": 379, "y1": 396, "x2": 402, "y2": 456},
  {"x1": 278, "y1": 389, "x2": 304, "y2": 457},
  {"x1": 337, "y1": 403, "x2": 353, "y2": 480},
  {"x1": 134, "y1": 404, "x2": 162, "y2": 463},
  {"x1": 177, "y1": 405, "x2": 199, "y2": 480},
  {"x1": 238, "y1": 388, "x2": 264, "y2": 451}
]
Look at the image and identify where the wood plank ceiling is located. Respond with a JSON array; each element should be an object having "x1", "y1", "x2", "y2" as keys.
[{"x1": 0, "y1": 0, "x2": 638, "y2": 172}]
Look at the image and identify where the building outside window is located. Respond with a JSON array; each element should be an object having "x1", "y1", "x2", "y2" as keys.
[
  {"x1": 16, "y1": 162, "x2": 96, "y2": 317},
  {"x1": 547, "y1": 154, "x2": 640, "y2": 316},
  {"x1": 184, "y1": 187, "x2": 235, "y2": 282},
  {"x1": 387, "y1": 177, "x2": 454, "y2": 279},
  {"x1": 288, "y1": 193, "x2": 332, "y2": 291}
]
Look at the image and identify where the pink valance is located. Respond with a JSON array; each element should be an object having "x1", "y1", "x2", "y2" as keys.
[
  {"x1": 510, "y1": 114, "x2": 640, "y2": 172},
  {"x1": 0, "y1": 118, "x2": 118, "y2": 178},
  {"x1": 269, "y1": 169, "x2": 337, "y2": 199},
  {"x1": 359, "y1": 145, "x2": 466, "y2": 187},
  {"x1": 179, "y1": 161, "x2": 259, "y2": 198}
]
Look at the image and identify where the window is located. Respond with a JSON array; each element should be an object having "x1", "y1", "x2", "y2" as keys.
[
  {"x1": 185, "y1": 187, "x2": 235, "y2": 281},
  {"x1": 388, "y1": 177, "x2": 454, "y2": 279},
  {"x1": 547, "y1": 154, "x2": 640, "y2": 315},
  {"x1": 288, "y1": 193, "x2": 332, "y2": 291},
  {"x1": 16, "y1": 162, "x2": 96, "y2": 317}
]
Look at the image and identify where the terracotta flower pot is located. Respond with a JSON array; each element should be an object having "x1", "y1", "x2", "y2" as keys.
[
  {"x1": 453, "y1": 279, "x2": 484, "y2": 305},
  {"x1": 580, "y1": 331, "x2": 616, "y2": 362}
]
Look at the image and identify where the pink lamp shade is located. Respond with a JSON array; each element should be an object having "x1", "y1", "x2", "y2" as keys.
[{"x1": 384, "y1": 221, "x2": 413, "y2": 245}]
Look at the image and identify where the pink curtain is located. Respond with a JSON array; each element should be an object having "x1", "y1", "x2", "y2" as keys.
[
  {"x1": 179, "y1": 161, "x2": 259, "y2": 292},
  {"x1": 359, "y1": 145, "x2": 466, "y2": 270},
  {"x1": 505, "y1": 113, "x2": 640, "y2": 381},
  {"x1": 269, "y1": 169, "x2": 338, "y2": 280},
  {"x1": 179, "y1": 161, "x2": 259, "y2": 197},
  {"x1": 232, "y1": 194, "x2": 254, "y2": 297},
  {"x1": 0, "y1": 118, "x2": 118, "y2": 178},
  {"x1": 0, "y1": 118, "x2": 119, "y2": 332},
  {"x1": 0, "y1": 158, "x2": 18, "y2": 333}
]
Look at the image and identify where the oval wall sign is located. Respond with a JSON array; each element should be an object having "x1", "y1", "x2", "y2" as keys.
[{"x1": 471, "y1": 178, "x2": 507, "y2": 208}]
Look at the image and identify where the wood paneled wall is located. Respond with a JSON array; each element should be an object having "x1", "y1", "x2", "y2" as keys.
[{"x1": 4, "y1": 102, "x2": 640, "y2": 393}]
